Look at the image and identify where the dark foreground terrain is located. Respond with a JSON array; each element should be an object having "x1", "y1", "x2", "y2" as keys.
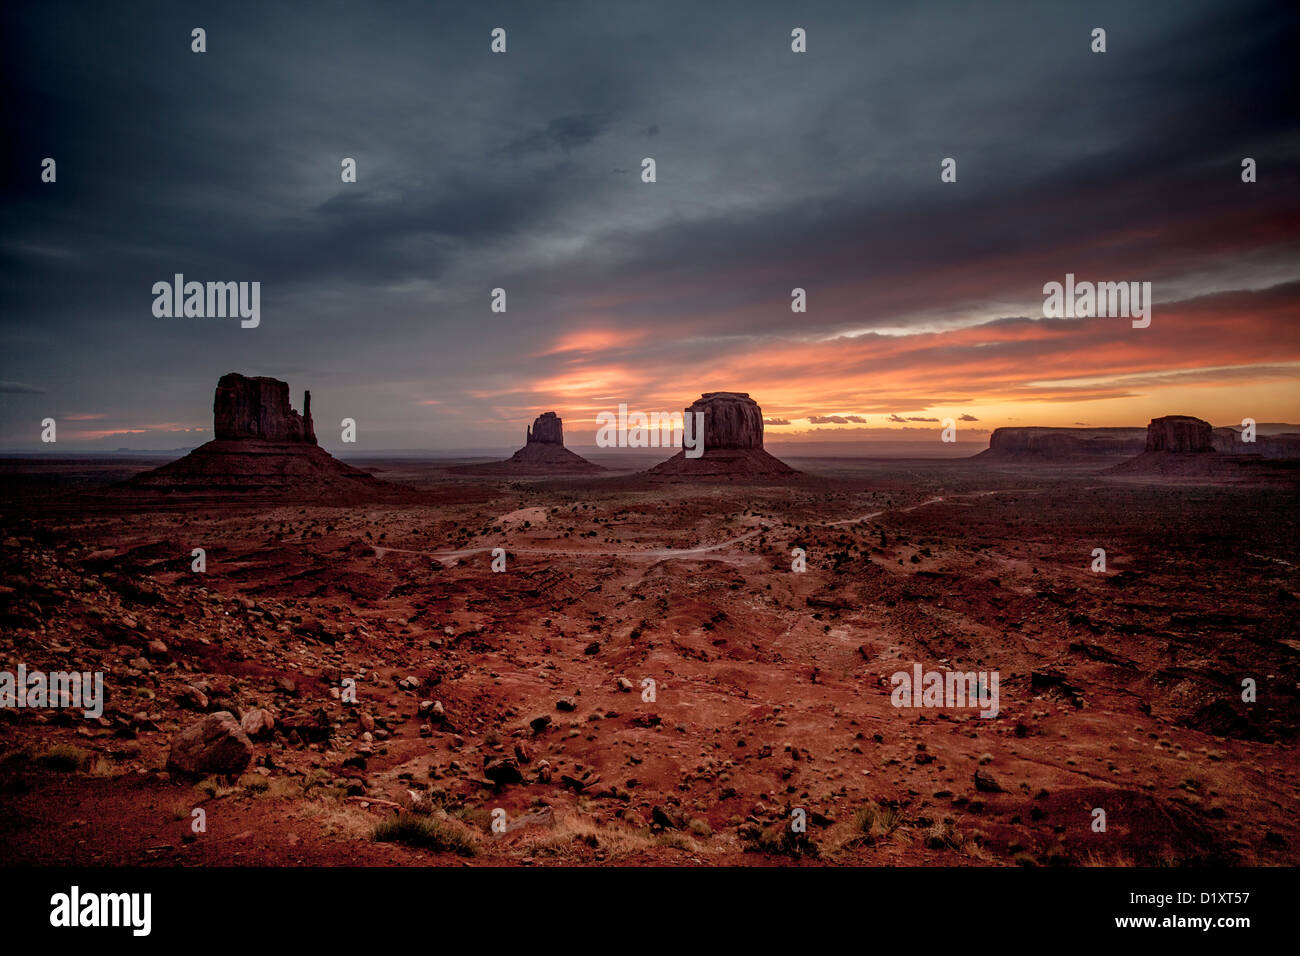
[{"x1": 0, "y1": 455, "x2": 1296, "y2": 866}]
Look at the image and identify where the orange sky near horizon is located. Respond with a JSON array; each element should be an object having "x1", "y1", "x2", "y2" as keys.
[{"x1": 502, "y1": 282, "x2": 1300, "y2": 441}]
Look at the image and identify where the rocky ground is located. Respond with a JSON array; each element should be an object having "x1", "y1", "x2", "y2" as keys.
[{"x1": 0, "y1": 456, "x2": 1296, "y2": 866}]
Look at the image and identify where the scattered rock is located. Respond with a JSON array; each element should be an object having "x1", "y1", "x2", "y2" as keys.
[
  {"x1": 240, "y1": 708, "x2": 276, "y2": 739},
  {"x1": 166, "y1": 712, "x2": 254, "y2": 776}
]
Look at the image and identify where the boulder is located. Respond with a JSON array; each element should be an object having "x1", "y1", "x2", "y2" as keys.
[
  {"x1": 240, "y1": 707, "x2": 276, "y2": 739},
  {"x1": 166, "y1": 711, "x2": 254, "y2": 775}
]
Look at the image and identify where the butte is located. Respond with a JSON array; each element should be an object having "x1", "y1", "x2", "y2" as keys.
[
  {"x1": 116, "y1": 373, "x2": 396, "y2": 500},
  {"x1": 1105, "y1": 414, "x2": 1300, "y2": 481},
  {"x1": 450, "y1": 411, "x2": 604, "y2": 475},
  {"x1": 645, "y1": 392, "x2": 800, "y2": 479}
]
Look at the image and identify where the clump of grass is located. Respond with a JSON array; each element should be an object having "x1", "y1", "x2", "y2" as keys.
[
  {"x1": 513, "y1": 809, "x2": 664, "y2": 860},
  {"x1": 655, "y1": 831, "x2": 698, "y2": 852},
  {"x1": 744, "y1": 824, "x2": 820, "y2": 859},
  {"x1": 852, "y1": 801, "x2": 904, "y2": 843},
  {"x1": 372, "y1": 813, "x2": 478, "y2": 857},
  {"x1": 38, "y1": 744, "x2": 89, "y2": 772},
  {"x1": 925, "y1": 820, "x2": 965, "y2": 851},
  {"x1": 1081, "y1": 850, "x2": 1133, "y2": 867},
  {"x1": 300, "y1": 768, "x2": 334, "y2": 794},
  {"x1": 239, "y1": 773, "x2": 271, "y2": 793}
]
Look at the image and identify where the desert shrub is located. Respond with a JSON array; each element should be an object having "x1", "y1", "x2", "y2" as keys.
[
  {"x1": 39, "y1": 744, "x2": 89, "y2": 772},
  {"x1": 372, "y1": 814, "x2": 478, "y2": 856},
  {"x1": 744, "y1": 824, "x2": 820, "y2": 859},
  {"x1": 852, "y1": 801, "x2": 904, "y2": 842}
]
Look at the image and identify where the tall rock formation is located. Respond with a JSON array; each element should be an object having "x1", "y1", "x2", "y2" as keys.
[
  {"x1": 527, "y1": 411, "x2": 564, "y2": 446},
  {"x1": 451, "y1": 411, "x2": 603, "y2": 475},
  {"x1": 688, "y1": 392, "x2": 765, "y2": 449},
  {"x1": 646, "y1": 392, "x2": 799, "y2": 479},
  {"x1": 214, "y1": 373, "x2": 316, "y2": 443},
  {"x1": 117, "y1": 374, "x2": 395, "y2": 499},
  {"x1": 1144, "y1": 415, "x2": 1212, "y2": 453},
  {"x1": 1106, "y1": 414, "x2": 1299, "y2": 480}
]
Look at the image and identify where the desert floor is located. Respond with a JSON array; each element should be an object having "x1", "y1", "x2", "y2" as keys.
[{"x1": 0, "y1": 455, "x2": 1296, "y2": 866}]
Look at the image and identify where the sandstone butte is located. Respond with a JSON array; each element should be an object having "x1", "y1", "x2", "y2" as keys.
[
  {"x1": 450, "y1": 410, "x2": 604, "y2": 475},
  {"x1": 118, "y1": 373, "x2": 392, "y2": 499},
  {"x1": 646, "y1": 392, "x2": 800, "y2": 479}
]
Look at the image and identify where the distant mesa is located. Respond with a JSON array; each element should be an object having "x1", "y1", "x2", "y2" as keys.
[
  {"x1": 1106, "y1": 415, "x2": 1300, "y2": 479},
  {"x1": 118, "y1": 373, "x2": 393, "y2": 499},
  {"x1": 646, "y1": 392, "x2": 800, "y2": 479},
  {"x1": 1143, "y1": 415, "x2": 1212, "y2": 453},
  {"x1": 1210, "y1": 423, "x2": 1300, "y2": 458},
  {"x1": 975, "y1": 426, "x2": 1146, "y2": 461},
  {"x1": 451, "y1": 411, "x2": 604, "y2": 475}
]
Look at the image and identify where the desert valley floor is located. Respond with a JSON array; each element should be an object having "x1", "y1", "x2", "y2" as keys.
[{"x1": 1, "y1": 455, "x2": 1297, "y2": 866}]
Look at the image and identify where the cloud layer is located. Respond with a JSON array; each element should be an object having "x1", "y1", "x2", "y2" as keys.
[{"x1": 2, "y1": 0, "x2": 1297, "y2": 449}]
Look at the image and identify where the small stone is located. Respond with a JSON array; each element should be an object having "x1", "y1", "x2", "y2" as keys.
[
  {"x1": 240, "y1": 708, "x2": 276, "y2": 739},
  {"x1": 484, "y1": 756, "x2": 523, "y2": 785},
  {"x1": 529, "y1": 714, "x2": 552, "y2": 734},
  {"x1": 176, "y1": 685, "x2": 209, "y2": 711}
]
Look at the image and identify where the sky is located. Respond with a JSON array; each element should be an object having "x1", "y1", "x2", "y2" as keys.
[{"x1": 2, "y1": 0, "x2": 1298, "y2": 452}]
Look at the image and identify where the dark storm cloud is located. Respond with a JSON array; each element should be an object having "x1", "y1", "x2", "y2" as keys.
[
  {"x1": 1, "y1": 0, "x2": 1296, "y2": 448},
  {"x1": 504, "y1": 113, "x2": 613, "y2": 155}
]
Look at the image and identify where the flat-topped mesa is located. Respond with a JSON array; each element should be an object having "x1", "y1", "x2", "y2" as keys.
[
  {"x1": 1145, "y1": 415, "x2": 1212, "y2": 453},
  {"x1": 214, "y1": 373, "x2": 316, "y2": 444},
  {"x1": 977, "y1": 426, "x2": 1147, "y2": 459},
  {"x1": 526, "y1": 411, "x2": 564, "y2": 446},
  {"x1": 688, "y1": 391, "x2": 764, "y2": 449}
]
